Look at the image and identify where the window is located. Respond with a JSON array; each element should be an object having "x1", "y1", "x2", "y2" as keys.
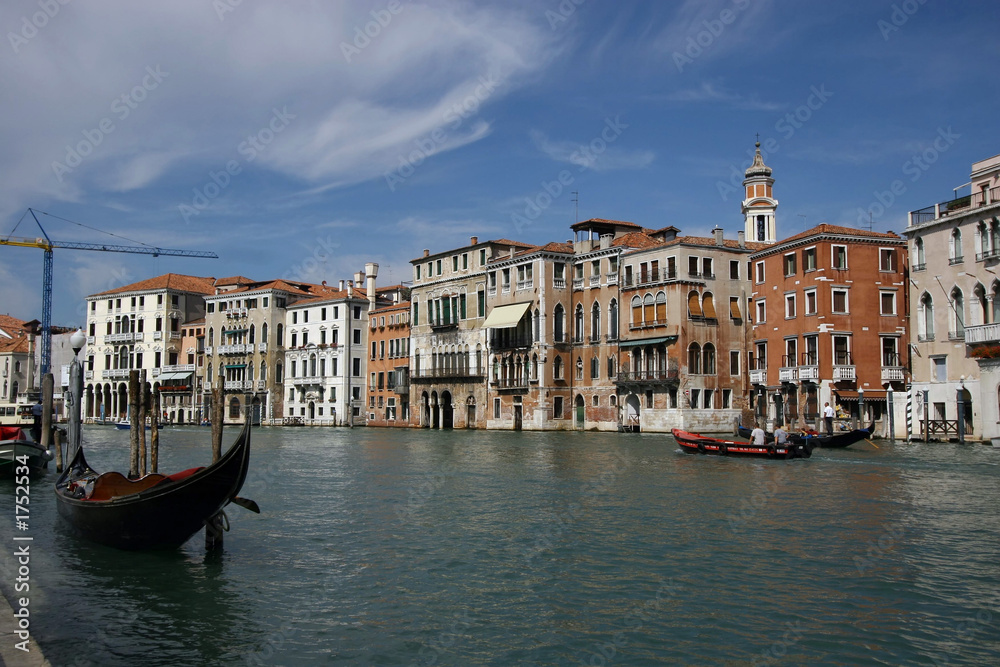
[
  {"x1": 785, "y1": 293, "x2": 796, "y2": 319},
  {"x1": 553, "y1": 396, "x2": 563, "y2": 418},
  {"x1": 574, "y1": 305, "x2": 584, "y2": 342},
  {"x1": 702, "y1": 344, "x2": 716, "y2": 375},
  {"x1": 722, "y1": 389, "x2": 732, "y2": 409},
  {"x1": 609, "y1": 299, "x2": 619, "y2": 340},
  {"x1": 590, "y1": 357, "x2": 599, "y2": 379},
  {"x1": 730, "y1": 350, "x2": 740, "y2": 376},
  {"x1": 436, "y1": 259, "x2": 442, "y2": 275},
  {"x1": 755, "y1": 261, "x2": 765, "y2": 283},
  {"x1": 702, "y1": 257, "x2": 713, "y2": 278},
  {"x1": 804, "y1": 288, "x2": 817, "y2": 316},
  {"x1": 480, "y1": 248, "x2": 487, "y2": 265},
  {"x1": 553, "y1": 356, "x2": 564, "y2": 380},
  {"x1": 729, "y1": 260, "x2": 740, "y2": 280},
  {"x1": 920, "y1": 292, "x2": 934, "y2": 340},
  {"x1": 832, "y1": 288, "x2": 848, "y2": 313},
  {"x1": 478, "y1": 290, "x2": 485, "y2": 318},
  {"x1": 756, "y1": 300, "x2": 766, "y2": 323},
  {"x1": 353, "y1": 329, "x2": 361, "y2": 344},
  {"x1": 880, "y1": 291, "x2": 897, "y2": 316},
  {"x1": 591, "y1": 302, "x2": 600, "y2": 341},
  {"x1": 879, "y1": 248, "x2": 897, "y2": 272},
  {"x1": 951, "y1": 287, "x2": 965, "y2": 337},
  {"x1": 416, "y1": 265, "x2": 421, "y2": 280},
  {"x1": 784, "y1": 253, "x2": 797, "y2": 276},
  {"x1": 913, "y1": 239, "x2": 925, "y2": 268},
  {"x1": 452, "y1": 256, "x2": 459, "y2": 271},
  {"x1": 462, "y1": 253, "x2": 468, "y2": 269},
  {"x1": 949, "y1": 230, "x2": 963, "y2": 263},
  {"x1": 689, "y1": 389, "x2": 700, "y2": 409},
  {"x1": 688, "y1": 343, "x2": 701, "y2": 374},
  {"x1": 631, "y1": 296, "x2": 642, "y2": 327},
  {"x1": 833, "y1": 336, "x2": 851, "y2": 366},
  {"x1": 832, "y1": 245, "x2": 847, "y2": 269},
  {"x1": 803, "y1": 335, "x2": 818, "y2": 366},
  {"x1": 554, "y1": 304, "x2": 565, "y2": 341},
  {"x1": 802, "y1": 247, "x2": 816, "y2": 272},
  {"x1": 729, "y1": 297, "x2": 741, "y2": 321},
  {"x1": 882, "y1": 337, "x2": 900, "y2": 367},
  {"x1": 688, "y1": 256, "x2": 699, "y2": 277},
  {"x1": 502, "y1": 268, "x2": 511, "y2": 291},
  {"x1": 494, "y1": 398, "x2": 501, "y2": 419},
  {"x1": 592, "y1": 395, "x2": 599, "y2": 407},
  {"x1": 932, "y1": 357, "x2": 947, "y2": 382},
  {"x1": 413, "y1": 301, "x2": 419, "y2": 326}
]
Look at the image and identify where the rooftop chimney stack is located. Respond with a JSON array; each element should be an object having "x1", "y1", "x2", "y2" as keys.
[
  {"x1": 339, "y1": 280, "x2": 345, "y2": 291},
  {"x1": 738, "y1": 231, "x2": 746, "y2": 248},
  {"x1": 365, "y1": 262, "x2": 378, "y2": 311},
  {"x1": 347, "y1": 280, "x2": 353, "y2": 297},
  {"x1": 423, "y1": 249, "x2": 430, "y2": 258},
  {"x1": 470, "y1": 236, "x2": 478, "y2": 245},
  {"x1": 714, "y1": 227, "x2": 724, "y2": 246}
]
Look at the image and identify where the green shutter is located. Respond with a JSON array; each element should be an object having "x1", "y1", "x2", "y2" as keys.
[
  {"x1": 460, "y1": 294, "x2": 467, "y2": 320},
  {"x1": 413, "y1": 302, "x2": 419, "y2": 326}
]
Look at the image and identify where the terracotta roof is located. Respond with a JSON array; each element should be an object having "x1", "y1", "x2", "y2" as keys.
[
  {"x1": 91, "y1": 273, "x2": 216, "y2": 297},
  {"x1": 0, "y1": 334, "x2": 30, "y2": 354},
  {"x1": 669, "y1": 236, "x2": 770, "y2": 251},
  {"x1": 370, "y1": 301, "x2": 411, "y2": 315},
  {"x1": 212, "y1": 279, "x2": 330, "y2": 298},
  {"x1": 487, "y1": 238, "x2": 535, "y2": 248},
  {"x1": 534, "y1": 241, "x2": 574, "y2": 254},
  {"x1": 570, "y1": 218, "x2": 643, "y2": 231},
  {"x1": 778, "y1": 224, "x2": 901, "y2": 245},
  {"x1": 0, "y1": 314, "x2": 30, "y2": 336},
  {"x1": 215, "y1": 276, "x2": 254, "y2": 286},
  {"x1": 611, "y1": 232, "x2": 661, "y2": 249}
]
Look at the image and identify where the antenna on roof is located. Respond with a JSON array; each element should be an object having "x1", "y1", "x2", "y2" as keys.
[
  {"x1": 867, "y1": 212, "x2": 873, "y2": 233},
  {"x1": 571, "y1": 191, "x2": 579, "y2": 224}
]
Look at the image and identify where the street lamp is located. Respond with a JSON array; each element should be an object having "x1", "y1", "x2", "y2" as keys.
[
  {"x1": 858, "y1": 388, "x2": 864, "y2": 430},
  {"x1": 885, "y1": 381, "x2": 895, "y2": 444},
  {"x1": 957, "y1": 375, "x2": 966, "y2": 444},
  {"x1": 67, "y1": 329, "x2": 86, "y2": 459}
]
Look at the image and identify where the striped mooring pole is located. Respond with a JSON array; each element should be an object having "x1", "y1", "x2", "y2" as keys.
[{"x1": 905, "y1": 383, "x2": 913, "y2": 441}]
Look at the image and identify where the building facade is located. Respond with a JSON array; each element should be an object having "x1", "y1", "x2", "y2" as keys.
[
  {"x1": 84, "y1": 273, "x2": 214, "y2": 423},
  {"x1": 749, "y1": 225, "x2": 909, "y2": 435},
  {"x1": 366, "y1": 298, "x2": 411, "y2": 426},
  {"x1": 0, "y1": 315, "x2": 37, "y2": 424},
  {"x1": 904, "y1": 153, "x2": 1000, "y2": 441}
]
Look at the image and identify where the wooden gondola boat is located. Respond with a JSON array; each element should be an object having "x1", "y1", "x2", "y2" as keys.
[
  {"x1": 673, "y1": 429, "x2": 814, "y2": 459},
  {"x1": 54, "y1": 416, "x2": 253, "y2": 550},
  {"x1": 736, "y1": 421, "x2": 874, "y2": 449},
  {"x1": 1, "y1": 426, "x2": 52, "y2": 476}
]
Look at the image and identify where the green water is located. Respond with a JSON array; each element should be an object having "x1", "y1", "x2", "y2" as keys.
[{"x1": 1, "y1": 426, "x2": 999, "y2": 665}]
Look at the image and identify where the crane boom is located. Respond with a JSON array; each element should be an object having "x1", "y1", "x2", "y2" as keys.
[{"x1": 1, "y1": 209, "x2": 218, "y2": 376}]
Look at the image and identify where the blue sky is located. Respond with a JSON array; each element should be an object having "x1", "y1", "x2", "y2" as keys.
[{"x1": 1, "y1": 0, "x2": 998, "y2": 326}]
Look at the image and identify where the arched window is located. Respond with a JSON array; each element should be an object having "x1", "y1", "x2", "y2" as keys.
[
  {"x1": 261, "y1": 322, "x2": 268, "y2": 344},
  {"x1": 609, "y1": 299, "x2": 619, "y2": 340},
  {"x1": 534, "y1": 309, "x2": 540, "y2": 342},
  {"x1": 951, "y1": 287, "x2": 965, "y2": 337},
  {"x1": 631, "y1": 296, "x2": 642, "y2": 327},
  {"x1": 249, "y1": 324, "x2": 256, "y2": 344},
  {"x1": 643, "y1": 294, "x2": 655, "y2": 324},
  {"x1": 532, "y1": 353, "x2": 538, "y2": 380},
  {"x1": 590, "y1": 356, "x2": 599, "y2": 379},
  {"x1": 554, "y1": 304, "x2": 565, "y2": 342},
  {"x1": 574, "y1": 304, "x2": 584, "y2": 343},
  {"x1": 920, "y1": 292, "x2": 934, "y2": 340},
  {"x1": 247, "y1": 362, "x2": 255, "y2": 382},
  {"x1": 702, "y1": 292, "x2": 717, "y2": 320},
  {"x1": 276, "y1": 323, "x2": 284, "y2": 346},
  {"x1": 591, "y1": 302, "x2": 600, "y2": 342},
  {"x1": 208, "y1": 327, "x2": 214, "y2": 346},
  {"x1": 974, "y1": 283, "x2": 988, "y2": 326},
  {"x1": 310, "y1": 354, "x2": 317, "y2": 377},
  {"x1": 993, "y1": 282, "x2": 1000, "y2": 324},
  {"x1": 261, "y1": 361, "x2": 267, "y2": 382},
  {"x1": 655, "y1": 291, "x2": 666, "y2": 323},
  {"x1": 688, "y1": 343, "x2": 702, "y2": 374},
  {"x1": 207, "y1": 364, "x2": 213, "y2": 382},
  {"x1": 607, "y1": 355, "x2": 617, "y2": 379},
  {"x1": 553, "y1": 355, "x2": 564, "y2": 380},
  {"x1": 992, "y1": 219, "x2": 1000, "y2": 254},
  {"x1": 688, "y1": 290, "x2": 703, "y2": 319},
  {"x1": 950, "y1": 228, "x2": 962, "y2": 261},
  {"x1": 703, "y1": 343, "x2": 716, "y2": 375},
  {"x1": 576, "y1": 356, "x2": 584, "y2": 380},
  {"x1": 914, "y1": 237, "x2": 925, "y2": 267}
]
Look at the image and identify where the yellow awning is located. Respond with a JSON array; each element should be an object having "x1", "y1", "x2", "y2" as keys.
[
  {"x1": 688, "y1": 292, "x2": 703, "y2": 318},
  {"x1": 703, "y1": 293, "x2": 717, "y2": 319},
  {"x1": 729, "y1": 298, "x2": 742, "y2": 319},
  {"x1": 482, "y1": 302, "x2": 532, "y2": 328}
]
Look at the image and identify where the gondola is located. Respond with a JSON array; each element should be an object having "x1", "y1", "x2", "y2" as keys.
[
  {"x1": 54, "y1": 415, "x2": 254, "y2": 550},
  {"x1": 672, "y1": 429, "x2": 813, "y2": 459},
  {"x1": 736, "y1": 421, "x2": 875, "y2": 449},
  {"x1": 1, "y1": 426, "x2": 52, "y2": 476}
]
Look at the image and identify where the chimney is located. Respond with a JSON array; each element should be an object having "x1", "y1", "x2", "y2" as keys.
[
  {"x1": 714, "y1": 227, "x2": 724, "y2": 246},
  {"x1": 600, "y1": 233, "x2": 612, "y2": 250},
  {"x1": 738, "y1": 231, "x2": 745, "y2": 248},
  {"x1": 470, "y1": 236, "x2": 478, "y2": 245},
  {"x1": 509, "y1": 247, "x2": 515, "y2": 258},
  {"x1": 338, "y1": 280, "x2": 345, "y2": 291},
  {"x1": 423, "y1": 249, "x2": 430, "y2": 258},
  {"x1": 365, "y1": 262, "x2": 378, "y2": 311}
]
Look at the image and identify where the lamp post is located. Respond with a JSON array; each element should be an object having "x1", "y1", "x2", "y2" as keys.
[
  {"x1": 957, "y1": 375, "x2": 966, "y2": 444},
  {"x1": 67, "y1": 329, "x2": 86, "y2": 459},
  {"x1": 886, "y1": 382, "x2": 895, "y2": 444},
  {"x1": 858, "y1": 388, "x2": 865, "y2": 431}
]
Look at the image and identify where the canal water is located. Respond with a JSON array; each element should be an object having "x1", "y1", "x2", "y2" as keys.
[{"x1": 2, "y1": 426, "x2": 1000, "y2": 665}]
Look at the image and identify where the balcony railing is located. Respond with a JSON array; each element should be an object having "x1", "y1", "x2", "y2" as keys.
[
  {"x1": 589, "y1": 275, "x2": 600, "y2": 287},
  {"x1": 779, "y1": 367, "x2": 797, "y2": 382},
  {"x1": 84, "y1": 370, "x2": 93, "y2": 380},
  {"x1": 976, "y1": 248, "x2": 1000, "y2": 262},
  {"x1": 949, "y1": 256, "x2": 964, "y2": 265},
  {"x1": 488, "y1": 286, "x2": 497, "y2": 297},
  {"x1": 161, "y1": 364, "x2": 196, "y2": 374},
  {"x1": 948, "y1": 330, "x2": 966, "y2": 341},
  {"x1": 517, "y1": 279, "x2": 534, "y2": 290},
  {"x1": 588, "y1": 335, "x2": 602, "y2": 344},
  {"x1": 912, "y1": 262, "x2": 926, "y2": 272},
  {"x1": 410, "y1": 368, "x2": 485, "y2": 381},
  {"x1": 553, "y1": 278, "x2": 566, "y2": 289},
  {"x1": 224, "y1": 380, "x2": 254, "y2": 391},
  {"x1": 86, "y1": 335, "x2": 95, "y2": 345},
  {"x1": 153, "y1": 331, "x2": 163, "y2": 341},
  {"x1": 572, "y1": 278, "x2": 584, "y2": 289},
  {"x1": 393, "y1": 384, "x2": 409, "y2": 395},
  {"x1": 965, "y1": 322, "x2": 1000, "y2": 344},
  {"x1": 492, "y1": 378, "x2": 530, "y2": 389},
  {"x1": 909, "y1": 185, "x2": 1000, "y2": 225},
  {"x1": 606, "y1": 272, "x2": 618, "y2": 285},
  {"x1": 623, "y1": 269, "x2": 679, "y2": 288},
  {"x1": 917, "y1": 334, "x2": 934, "y2": 343},
  {"x1": 615, "y1": 369, "x2": 679, "y2": 383},
  {"x1": 881, "y1": 367, "x2": 905, "y2": 382},
  {"x1": 102, "y1": 369, "x2": 130, "y2": 379},
  {"x1": 169, "y1": 332, "x2": 181, "y2": 340},
  {"x1": 833, "y1": 365, "x2": 856, "y2": 381},
  {"x1": 490, "y1": 336, "x2": 534, "y2": 351},
  {"x1": 218, "y1": 344, "x2": 249, "y2": 354},
  {"x1": 797, "y1": 365, "x2": 819, "y2": 381},
  {"x1": 749, "y1": 369, "x2": 767, "y2": 385},
  {"x1": 105, "y1": 332, "x2": 142, "y2": 344}
]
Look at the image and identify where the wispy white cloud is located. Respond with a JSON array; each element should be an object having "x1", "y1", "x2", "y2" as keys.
[
  {"x1": 662, "y1": 82, "x2": 782, "y2": 111},
  {"x1": 530, "y1": 130, "x2": 654, "y2": 172}
]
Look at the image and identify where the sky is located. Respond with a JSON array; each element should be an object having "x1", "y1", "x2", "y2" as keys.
[{"x1": 1, "y1": 0, "x2": 998, "y2": 326}]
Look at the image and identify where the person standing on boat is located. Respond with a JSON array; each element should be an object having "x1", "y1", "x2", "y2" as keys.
[
  {"x1": 823, "y1": 402, "x2": 835, "y2": 435},
  {"x1": 774, "y1": 425, "x2": 788, "y2": 446},
  {"x1": 30, "y1": 399, "x2": 43, "y2": 442},
  {"x1": 750, "y1": 424, "x2": 766, "y2": 447}
]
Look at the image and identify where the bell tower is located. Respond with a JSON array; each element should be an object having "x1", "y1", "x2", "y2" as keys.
[{"x1": 742, "y1": 140, "x2": 777, "y2": 244}]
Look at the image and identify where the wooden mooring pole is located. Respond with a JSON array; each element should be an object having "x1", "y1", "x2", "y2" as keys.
[
  {"x1": 150, "y1": 388, "x2": 160, "y2": 474},
  {"x1": 128, "y1": 370, "x2": 140, "y2": 478},
  {"x1": 207, "y1": 374, "x2": 225, "y2": 550},
  {"x1": 139, "y1": 371, "x2": 148, "y2": 476}
]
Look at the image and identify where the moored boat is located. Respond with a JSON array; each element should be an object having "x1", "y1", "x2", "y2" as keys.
[
  {"x1": 115, "y1": 420, "x2": 151, "y2": 430},
  {"x1": 1, "y1": 425, "x2": 53, "y2": 475},
  {"x1": 673, "y1": 428, "x2": 813, "y2": 459},
  {"x1": 54, "y1": 416, "x2": 255, "y2": 550}
]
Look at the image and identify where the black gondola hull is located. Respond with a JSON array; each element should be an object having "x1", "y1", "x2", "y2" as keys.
[
  {"x1": 54, "y1": 418, "x2": 251, "y2": 550},
  {"x1": 672, "y1": 429, "x2": 813, "y2": 459},
  {"x1": 736, "y1": 422, "x2": 874, "y2": 448}
]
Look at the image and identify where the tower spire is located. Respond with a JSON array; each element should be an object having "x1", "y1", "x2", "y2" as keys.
[{"x1": 741, "y1": 139, "x2": 778, "y2": 244}]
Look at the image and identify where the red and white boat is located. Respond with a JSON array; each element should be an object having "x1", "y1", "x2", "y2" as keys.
[{"x1": 672, "y1": 429, "x2": 813, "y2": 459}]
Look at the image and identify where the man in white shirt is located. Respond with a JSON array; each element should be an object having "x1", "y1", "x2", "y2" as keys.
[
  {"x1": 750, "y1": 424, "x2": 766, "y2": 447},
  {"x1": 823, "y1": 402, "x2": 835, "y2": 435}
]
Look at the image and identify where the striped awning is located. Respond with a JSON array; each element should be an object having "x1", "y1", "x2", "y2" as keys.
[
  {"x1": 224, "y1": 364, "x2": 247, "y2": 369},
  {"x1": 619, "y1": 336, "x2": 677, "y2": 348}
]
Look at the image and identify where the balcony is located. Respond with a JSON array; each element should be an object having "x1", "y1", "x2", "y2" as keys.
[
  {"x1": 965, "y1": 322, "x2": 1000, "y2": 344},
  {"x1": 976, "y1": 248, "x2": 1000, "y2": 262},
  {"x1": 588, "y1": 335, "x2": 602, "y2": 344},
  {"x1": 169, "y1": 332, "x2": 181, "y2": 340},
  {"x1": 84, "y1": 370, "x2": 93, "y2": 380},
  {"x1": 217, "y1": 344, "x2": 249, "y2": 354},
  {"x1": 798, "y1": 365, "x2": 819, "y2": 381},
  {"x1": 161, "y1": 364, "x2": 196, "y2": 374},
  {"x1": 105, "y1": 332, "x2": 142, "y2": 344},
  {"x1": 409, "y1": 368, "x2": 485, "y2": 382},
  {"x1": 393, "y1": 384, "x2": 409, "y2": 395},
  {"x1": 86, "y1": 335, "x2": 95, "y2": 345},
  {"x1": 948, "y1": 330, "x2": 966, "y2": 341},
  {"x1": 258, "y1": 342, "x2": 268, "y2": 353},
  {"x1": 606, "y1": 272, "x2": 618, "y2": 285},
  {"x1": 224, "y1": 380, "x2": 254, "y2": 391},
  {"x1": 501, "y1": 284, "x2": 511, "y2": 294},
  {"x1": 102, "y1": 369, "x2": 130, "y2": 380},
  {"x1": 516, "y1": 279, "x2": 534, "y2": 290},
  {"x1": 153, "y1": 331, "x2": 163, "y2": 341},
  {"x1": 881, "y1": 366, "x2": 905, "y2": 382},
  {"x1": 909, "y1": 185, "x2": 1000, "y2": 226},
  {"x1": 911, "y1": 262, "x2": 926, "y2": 272},
  {"x1": 779, "y1": 367, "x2": 797, "y2": 382},
  {"x1": 490, "y1": 335, "x2": 533, "y2": 351},
  {"x1": 204, "y1": 346, "x2": 213, "y2": 355},
  {"x1": 833, "y1": 365, "x2": 856, "y2": 381},
  {"x1": 492, "y1": 377, "x2": 530, "y2": 391},
  {"x1": 615, "y1": 369, "x2": 678, "y2": 387},
  {"x1": 749, "y1": 369, "x2": 767, "y2": 385},
  {"x1": 553, "y1": 278, "x2": 566, "y2": 289},
  {"x1": 916, "y1": 334, "x2": 934, "y2": 343},
  {"x1": 572, "y1": 278, "x2": 584, "y2": 290},
  {"x1": 589, "y1": 275, "x2": 601, "y2": 287}
]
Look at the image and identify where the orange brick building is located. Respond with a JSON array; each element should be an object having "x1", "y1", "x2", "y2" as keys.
[{"x1": 366, "y1": 299, "x2": 411, "y2": 426}]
